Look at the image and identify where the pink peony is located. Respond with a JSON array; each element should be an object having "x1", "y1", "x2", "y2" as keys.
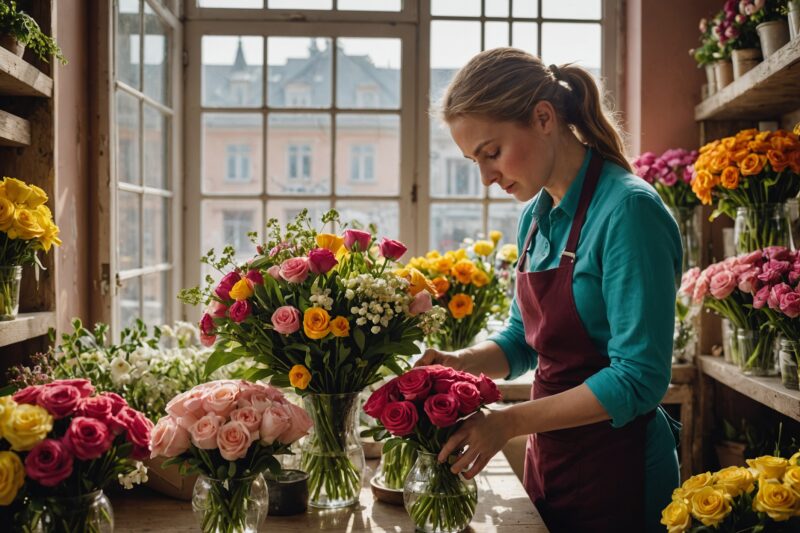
[
  {"x1": 37, "y1": 384, "x2": 82, "y2": 419},
  {"x1": 378, "y1": 237, "x2": 407, "y2": 261},
  {"x1": 768, "y1": 283, "x2": 793, "y2": 310},
  {"x1": 200, "y1": 313, "x2": 215, "y2": 335},
  {"x1": 408, "y1": 290, "x2": 433, "y2": 316},
  {"x1": 478, "y1": 374, "x2": 502, "y2": 404},
  {"x1": 229, "y1": 300, "x2": 252, "y2": 323},
  {"x1": 276, "y1": 403, "x2": 313, "y2": 444},
  {"x1": 271, "y1": 306, "x2": 302, "y2": 335},
  {"x1": 279, "y1": 257, "x2": 310, "y2": 283},
  {"x1": 64, "y1": 416, "x2": 114, "y2": 461},
  {"x1": 423, "y1": 393, "x2": 460, "y2": 428},
  {"x1": 245, "y1": 269, "x2": 264, "y2": 286},
  {"x1": 13, "y1": 385, "x2": 42, "y2": 405},
  {"x1": 150, "y1": 415, "x2": 191, "y2": 458},
  {"x1": 363, "y1": 380, "x2": 400, "y2": 419},
  {"x1": 380, "y1": 401, "x2": 418, "y2": 436},
  {"x1": 779, "y1": 291, "x2": 800, "y2": 318},
  {"x1": 450, "y1": 381, "x2": 482, "y2": 414},
  {"x1": 217, "y1": 420, "x2": 253, "y2": 461},
  {"x1": 709, "y1": 270, "x2": 738, "y2": 300},
  {"x1": 307, "y1": 248, "x2": 338, "y2": 274},
  {"x1": 215, "y1": 271, "x2": 242, "y2": 300},
  {"x1": 25, "y1": 439, "x2": 73, "y2": 487},
  {"x1": 202, "y1": 382, "x2": 240, "y2": 418},
  {"x1": 343, "y1": 229, "x2": 371, "y2": 252},
  {"x1": 189, "y1": 413, "x2": 225, "y2": 450},
  {"x1": 397, "y1": 368, "x2": 433, "y2": 401},
  {"x1": 260, "y1": 403, "x2": 291, "y2": 445}
]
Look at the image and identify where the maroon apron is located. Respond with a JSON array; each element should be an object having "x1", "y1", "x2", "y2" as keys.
[{"x1": 518, "y1": 152, "x2": 652, "y2": 532}]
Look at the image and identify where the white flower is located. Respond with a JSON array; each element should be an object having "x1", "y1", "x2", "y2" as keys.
[
  {"x1": 371, "y1": 325, "x2": 381, "y2": 334},
  {"x1": 109, "y1": 356, "x2": 132, "y2": 385},
  {"x1": 118, "y1": 461, "x2": 149, "y2": 490}
]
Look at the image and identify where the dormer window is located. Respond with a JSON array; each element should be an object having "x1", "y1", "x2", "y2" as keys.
[{"x1": 286, "y1": 84, "x2": 311, "y2": 107}]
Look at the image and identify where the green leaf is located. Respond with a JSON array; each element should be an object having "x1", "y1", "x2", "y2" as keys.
[
  {"x1": 228, "y1": 461, "x2": 237, "y2": 478},
  {"x1": 270, "y1": 374, "x2": 291, "y2": 388},
  {"x1": 382, "y1": 359, "x2": 405, "y2": 377},
  {"x1": 242, "y1": 367, "x2": 273, "y2": 381},
  {"x1": 353, "y1": 328, "x2": 366, "y2": 352},
  {"x1": 204, "y1": 348, "x2": 243, "y2": 378},
  {"x1": 284, "y1": 343, "x2": 311, "y2": 354}
]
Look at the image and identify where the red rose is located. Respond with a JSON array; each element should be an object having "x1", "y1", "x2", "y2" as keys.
[
  {"x1": 426, "y1": 365, "x2": 457, "y2": 380},
  {"x1": 200, "y1": 332, "x2": 217, "y2": 347},
  {"x1": 380, "y1": 401, "x2": 418, "y2": 436},
  {"x1": 363, "y1": 380, "x2": 400, "y2": 419},
  {"x1": 450, "y1": 381, "x2": 481, "y2": 414},
  {"x1": 478, "y1": 374, "x2": 501, "y2": 404},
  {"x1": 215, "y1": 271, "x2": 241, "y2": 300},
  {"x1": 343, "y1": 229, "x2": 371, "y2": 252},
  {"x1": 307, "y1": 248, "x2": 338, "y2": 274},
  {"x1": 229, "y1": 300, "x2": 252, "y2": 323},
  {"x1": 433, "y1": 377, "x2": 458, "y2": 394},
  {"x1": 64, "y1": 417, "x2": 114, "y2": 461},
  {"x1": 48, "y1": 379, "x2": 95, "y2": 398},
  {"x1": 245, "y1": 269, "x2": 264, "y2": 286},
  {"x1": 397, "y1": 369, "x2": 432, "y2": 401},
  {"x1": 423, "y1": 393, "x2": 460, "y2": 428},
  {"x1": 25, "y1": 439, "x2": 73, "y2": 487},
  {"x1": 13, "y1": 385, "x2": 43, "y2": 405},
  {"x1": 37, "y1": 384, "x2": 82, "y2": 419},
  {"x1": 378, "y1": 237, "x2": 407, "y2": 261},
  {"x1": 101, "y1": 392, "x2": 128, "y2": 414},
  {"x1": 77, "y1": 395, "x2": 115, "y2": 424},
  {"x1": 123, "y1": 408, "x2": 154, "y2": 460},
  {"x1": 200, "y1": 313, "x2": 215, "y2": 335}
]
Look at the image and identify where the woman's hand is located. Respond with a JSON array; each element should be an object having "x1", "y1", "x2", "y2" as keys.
[
  {"x1": 414, "y1": 348, "x2": 463, "y2": 369},
  {"x1": 437, "y1": 409, "x2": 515, "y2": 480}
]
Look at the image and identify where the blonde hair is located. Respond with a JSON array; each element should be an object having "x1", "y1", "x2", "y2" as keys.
[{"x1": 441, "y1": 48, "x2": 631, "y2": 173}]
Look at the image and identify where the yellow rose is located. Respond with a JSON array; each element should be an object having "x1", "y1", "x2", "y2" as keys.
[
  {"x1": 38, "y1": 221, "x2": 62, "y2": 252},
  {"x1": 451, "y1": 259, "x2": 475, "y2": 285},
  {"x1": 473, "y1": 240, "x2": 494, "y2": 257},
  {"x1": 489, "y1": 230, "x2": 502, "y2": 244},
  {"x1": 498, "y1": 244, "x2": 518, "y2": 263},
  {"x1": 784, "y1": 466, "x2": 800, "y2": 497},
  {"x1": 709, "y1": 152, "x2": 731, "y2": 173},
  {"x1": 681, "y1": 472, "x2": 714, "y2": 498},
  {"x1": 2, "y1": 403, "x2": 53, "y2": 451},
  {"x1": 713, "y1": 466, "x2": 755, "y2": 497},
  {"x1": 789, "y1": 451, "x2": 800, "y2": 466},
  {"x1": 425, "y1": 250, "x2": 441, "y2": 259},
  {"x1": 330, "y1": 316, "x2": 350, "y2": 337},
  {"x1": 288, "y1": 365, "x2": 311, "y2": 390},
  {"x1": 747, "y1": 456, "x2": 788, "y2": 480},
  {"x1": 228, "y1": 278, "x2": 254, "y2": 301},
  {"x1": 0, "y1": 396, "x2": 17, "y2": 438},
  {"x1": 454, "y1": 249, "x2": 467, "y2": 260},
  {"x1": 720, "y1": 166, "x2": 740, "y2": 190},
  {"x1": 0, "y1": 196, "x2": 15, "y2": 232},
  {"x1": 721, "y1": 136, "x2": 737, "y2": 151},
  {"x1": 24, "y1": 185, "x2": 48, "y2": 209},
  {"x1": 316, "y1": 233, "x2": 344, "y2": 254},
  {"x1": 433, "y1": 256, "x2": 454, "y2": 274},
  {"x1": 0, "y1": 451, "x2": 25, "y2": 505},
  {"x1": 689, "y1": 486, "x2": 731, "y2": 527},
  {"x1": 448, "y1": 293, "x2": 474, "y2": 319},
  {"x1": 735, "y1": 128, "x2": 758, "y2": 142},
  {"x1": 8, "y1": 209, "x2": 45, "y2": 241},
  {"x1": 408, "y1": 256, "x2": 430, "y2": 271},
  {"x1": 2, "y1": 178, "x2": 32, "y2": 204},
  {"x1": 753, "y1": 480, "x2": 798, "y2": 521},
  {"x1": 471, "y1": 269, "x2": 490, "y2": 288},
  {"x1": 303, "y1": 307, "x2": 331, "y2": 340},
  {"x1": 660, "y1": 499, "x2": 691, "y2": 533},
  {"x1": 431, "y1": 276, "x2": 450, "y2": 297}
]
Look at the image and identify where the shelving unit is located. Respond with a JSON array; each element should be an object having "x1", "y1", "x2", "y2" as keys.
[
  {"x1": 0, "y1": 109, "x2": 30, "y2": 147},
  {"x1": 0, "y1": 312, "x2": 56, "y2": 349},
  {"x1": 0, "y1": 45, "x2": 53, "y2": 97}
]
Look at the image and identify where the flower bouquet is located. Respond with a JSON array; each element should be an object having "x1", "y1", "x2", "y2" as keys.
[
  {"x1": 0, "y1": 177, "x2": 61, "y2": 320},
  {"x1": 150, "y1": 380, "x2": 312, "y2": 533},
  {"x1": 661, "y1": 451, "x2": 800, "y2": 532},
  {"x1": 361, "y1": 365, "x2": 502, "y2": 533},
  {"x1": 179, "y1": 209, "x2": 445, "y2": 508},
  {"x1": 0, "y1": 378, "x2": 152, "y2": 532}
]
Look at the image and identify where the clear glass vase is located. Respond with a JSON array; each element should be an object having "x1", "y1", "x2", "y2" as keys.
[
  {"x1": 778, "y1": 338, "x2": 800, "y2": 390},
  {"x1": 736, "y1": 328, "x2": 778, "y2": 376},
  {"x1": 300, "y1": 392, "x2": 365, "y2": 508},
  {"x1": 403, "y1": 452, "x2": 478, "y2": 533},
  {"x1": 29, "y1": 490, "x2": 114, "y2": 533},
  {"x1": 669, "y1": 206, "x2": 701, "y2": 272},
  {"x1": 379, "y1": 440, "x2": 418, "y2": 490},
  {"x1": 734, "y1": 204, "x2": 794, "y2": 254},
  {"x1": 192, "y1": 473, "x2": 268, "y2": 533},
  {"x1": 722, "y1": 319, "x2": 738, "y2": 366},
  {"x1": 0, "y1": 265, "x2": 22, "y2": 321}
]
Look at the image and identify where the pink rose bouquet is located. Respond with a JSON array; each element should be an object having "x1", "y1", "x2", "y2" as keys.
[
  {"x1": 152, "y1": 380, "x2": 312, "y2": 533},
  {"x1": 633, "y1": 148, "x2": 700, "y2": 209}
]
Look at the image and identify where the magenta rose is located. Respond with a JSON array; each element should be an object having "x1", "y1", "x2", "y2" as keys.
[
  {"x1": 764, "y1": 246, "x2": 792, "y2": 262},
  {"x1": 768, "y1": 283, "x2": 793, "y2": 310},
  {"x1": 25, "y1": 439, "x2": 73, "y2": 487},
  {"x1": 49, "y1": 379, "x2": 95, "y2": 398},
  {"x1": 189, "y1": 413, "x2": 225, "y2": 450},
  {"x1": 229, "y1": 300, "x2": 252, "y2": 323},
  {"x1": 267, "y1": 265, "x2": 281, "y2": 279},
  {"x1": 276, "y1": 402, "x2": 313, "y2": 444},
  {"x1": 308, "y1": 248, "x2": 338, "y2": 274},
  {"x1": 280, "y1": 257, "x2": 310, "y2": 283},
  {"x1": 215, "y1": 271, "x2": 242, "y2": 300},
  {"x1": 450, "y1": 381, "x2": 482, "y2": 414},
  {"x1": 37, "y1": 384, "x2": 82, "y2": 419},
  {"x1": 217, "y1": 420, "x2": 253, "y2": 461},
  {"x1": 200, "y1": 313, "x2": 215, "y2": 335},
  {"x1": 77, "y1": 395, "x2": 115, "y2": 424},
  {"x1": 398, "y1": 369, "x2": 433, "y2": 401},
  {"x1": 343, "y1": 229, "x2": 371, "y2": 252},
  {"x1": 271, "y1": 305, "x2": 301, "y2": 335},
  {"x1": 12, "y1": 385, "x2": 42, "y2": 405},
  {"x1": 378, "y1": 237, "x2": 407, "y2": 261},
  {"x1": 478, "y1": 374, "x2": 502, "y2": 404},
  {"x1": 245, "y1": 269, "x2": 264, "y2": 286},
  {"x1": 123, "y1": 408, "x2": 154, "y2": 460},
  {"x1": 379, "y1": 401, "x2": 418, "y2": 436},
  {"x1": 753, "y1": 285, "x2": 770, "y2": 309},
  {"x1": 423, "y1": 393, "x2": 460, "y2": 428},
  {"x1": 150, "y1": 415, "x2": 191, "y2": 458},
  {"x1": 758, "y1": 260, "x2": 791, "y2": 284},
  {"x1": 779, "y1": 291, "x2": 800, "y2": 318},
  {"x1": 408, "y1": 290, "x2": 432, "y2": 316},
  {"x1": 64, "y1": 416, "x2": 114, "y2": 461},
  {"x1": 363, "y1": 380, "x2": 400, "y2": 419},
  {"x1": 709, "y1": 270, "x2": 738, "y2": 300}
]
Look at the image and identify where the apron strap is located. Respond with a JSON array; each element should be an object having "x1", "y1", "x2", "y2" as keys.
[{"x1": 559, "y1": 151, "x2": 604, "y2": 267}]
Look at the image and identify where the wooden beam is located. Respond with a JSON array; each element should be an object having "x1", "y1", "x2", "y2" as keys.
[
  {"x1": 0, "y1": 46, "x2": 53, "y2": 97},
  {"x1": 0, "y1": 109, "x2": 30, "y2": 147},
  {"x1": 0, "y1": 312, "x2": 55, "y2": 348}
]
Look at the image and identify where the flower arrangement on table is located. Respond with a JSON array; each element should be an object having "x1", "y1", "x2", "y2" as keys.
[
  {"x1": 149, "y1": 380, "x2": 311, "y2": 533},
  {"x1": 0, "y1": 177, "x2": 61, "y2": 320},
  {"x1": 179, "y1": 209, "x2": 446, "y2": 508},
  {"x1": 0, "y1": 378, "x2": 152, "y2": 532},
  {"x1": 661, "y1": 451, "x2": 800, "y2": 532},
  {"x1": 404, "y1": 231, "x2": 510, "y2": 351},
  {"x1": 361, "y1": 365, "x2": 502, "y2": 532}
]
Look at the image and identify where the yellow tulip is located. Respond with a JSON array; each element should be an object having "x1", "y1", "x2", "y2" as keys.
[
  {"x1": 289, "y1": 365, "x2": 311, "y2": 390},
  {"x1": 316, "y1": 233, "x2": 344, "y2": 254}
]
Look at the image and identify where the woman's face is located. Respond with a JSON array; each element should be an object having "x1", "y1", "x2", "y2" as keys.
[{"x1": 448, "y1": 104, "x2": 556, "y2": 203}]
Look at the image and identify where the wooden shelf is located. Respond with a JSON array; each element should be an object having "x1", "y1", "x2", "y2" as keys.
[
  {"x1": 695, "y1": 37, "x2": 800, "y2": 120},
  {"x1": 0, "y1": 109, "x2": 30, "y2": 147},
  {"x1": 0, "y1": 45, "x2": 53, "y2": 97},
  {"x1": 697, "y1": 355, "x2": 800, "y2": 422},
  {"x1": 0, "y1": 312, "x2": 55, "y2": 348}
]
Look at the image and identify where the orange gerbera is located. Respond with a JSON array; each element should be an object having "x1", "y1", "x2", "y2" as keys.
[
  {"x1": 740, "y1": 153, "x2": 767, "y2": 176},
  {"x1": 451, "y1": 259, "x2": 475, "y2": 285},
  {"x1": 471, "y1": 269, "x2": 490, "y2": 288},
  {"x1": 720, "y1": 166, "x2": 740, "y2": 189},
  {"x1": 431, "y1": 276, "x2": 450, "y2": 297},
  {"x1": 448, "y1": 293, "x2": 474, "y2": 319}
]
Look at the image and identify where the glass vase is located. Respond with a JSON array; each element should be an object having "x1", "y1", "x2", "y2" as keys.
[
  {"x1": 0, "y1": 265, "x2": 22, "y2": 321},
  {"x1": 668, "y1": 206, "x2": 701, "y2": 273},
  {"x1": 300, "y1": 392, "x2": 365, "y2": 508},
  {"x1": 192, "y1": 473, "x2": 268, "y2": 533},
  {"x1": 736, "y1": 328, "x2": 778, "y2": 377},
  {"x1": 379, "y1": 440, "x2": 418, "y2": 490},
  {"x1": 29, "y1": 491, "x2": 114, "y2": 533},
  {"x1": 722, "y1": 319, "x2": 738, "y2": 366},
  {"x1": 734, "y1": 204, "x2": 794, "y2": 254},
  {"x1": 404, "y1": 451, "x2": 478, "y2": 533},
  {"x1": 778, "y1": 338, "x2": 800, "y2": 391}
]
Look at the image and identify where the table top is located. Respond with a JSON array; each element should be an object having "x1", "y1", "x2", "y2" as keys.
[{"x1": 114, "y1": 454, "x2": 548, "y2": 532}]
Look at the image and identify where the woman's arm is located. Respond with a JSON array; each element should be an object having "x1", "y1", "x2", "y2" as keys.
[{"x1": 415, "y1": 340, "x2": 511, "y2": 380}]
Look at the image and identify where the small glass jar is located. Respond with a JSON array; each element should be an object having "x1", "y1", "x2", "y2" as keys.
[
  {"x1": 736, "y1": 329, "x2": 778, "y2": 377},
  {"x1": 722, "y1": 319, "x2": 738, "y2": 366},
  {"x1": 192, "y1": 473, "x2": 268, "y2": 533},
  {"x1": 30, "y1": 490, "x2": 114, "y2": 533},
  {"x1": 778, "y1": 338, "x2": 800, "y2": 390},
  {"x1": 0, "y1": 265, "x2": 22, "y2": 321},
  {"x1": 733, "y1": 204, "x2": 793, "y2": 254},
  {"x1": 668, "y1": 206, "x2": 701, "y2": 273}
]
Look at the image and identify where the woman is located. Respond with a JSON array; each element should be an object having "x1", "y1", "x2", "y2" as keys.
[{"x1": 416, "y1": 48, "x2": 682, "y2": 532}]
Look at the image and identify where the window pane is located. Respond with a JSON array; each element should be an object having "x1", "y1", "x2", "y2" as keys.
[
  {"x1": 143, "y1": 195, "x2": 169, "y2": 266},
  {"x1": 485, "y1": 22, "x2": 509, "y2": 50},
  {"x1": 430, "y1": 203, "x2": 482, "y2": 251},
  {"x1": 202, "y1": 36, "x2": 264, "y2": 108},
  {"x1": 512, "y1": 22, "x2": 538, "y2": 56},
  {"x1": 541, "y1": 23, "x2": 601, "y2": 75},
  {"x1": 512, "y1": 0, "x2": 537, "y2": 18},
  {"x1": 199, "y1": 0, "x2": 263, "y2": 7},
  {"x1": 338, "y1": 0, "x2": 401, "y2": 11},
  {"x1": 429, "y1": 121, "x2": 481, "y2": 199},
  {"x1": 336, "y1": 200, "x2": 399, "y2": 239},
  {"x1": 337, "y1": 38, "x2": 401, "y2": 110},
  {"x1": 543, "y1": 0, "x2": 601, "y2": 19},
  {"x1": 336, "y1": 114, "x2": 399, "y2": 196},
  {"x1": 485, "y1": 0, "x2": 509, "y2": 17},
  {"x1": 119, "y1": 277, "x2": 141, "y2": 329},
  {"x1": 143, "y1": 3, "x2": 170, "y2": 105},
  {"x1": 488, "y1": 202, "x2": 525, "y2": 245},
  {"x1": 266, "y1": 200, "x2": 331, "y2": 230},
  {"x1": 202, "y1": 113, "x2": 263, "y2": 194},
  {"x1": 267, "y1": 113, "x2": 331, "y2": 195},
  {"x1": 116, "y1": 91, "x2": 140, "y2": 185},
  {"x1": 116, "y1": 0, "x2": 140, "y2": 89},
  {"x1": 119, "y1": 191, "x2": 141, "y2": 270},
  {"x1": 268, "y1": 37, "x2": 331, "y2": 109},
  {"x1": 431, "y1": 21, "x2": 480, "y2": 100},
  {"x1": 142, "y1": 271, "x2": 168, "y2": 327},
  {"x1": 432, "y1": 0, "x2": 480, "y2": 17},
  {"x1": 200, "y1": 200, "x2": 262, "y2": 264},
  {"x1": 268, "y1": 0, "x2": 332, "y2": 10},
  {"x1": 144, "y1": 105, "x2": 168, "y2": 189}
]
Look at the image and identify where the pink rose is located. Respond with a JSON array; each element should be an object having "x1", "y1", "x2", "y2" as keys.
[
  {"x1": 189, "y1": 413, "x2": 225, "y2": 450},
  {"x1": 379, "y1": 401, "x2": 418, "y2": 436},
  {"x1": 207, "y1": 300, "x2": 228, "y2": 318},
  {"x1": 229, "y1": 300, "x2": 252, "y2": 323},
  {"x1": 122, "y1": 408, "x2": 154, "y2": 460},
  {"x1": 764, "y1": 246, "x2": 792, "y2": 262},
  {"x1": 753, "y1": 285, "x2": 770, "y2": 309},
  {"x1": 217, "y1": 420, "x2": 253, "y2": 461},
  {"x1": 308, "y1": 248, "x2": 338, "y2": 274},
  {"x1": 271, "y1": 306, "x2": 301, "y2": 335},
  {"x1": 215, "y1": 271, "x2": 242, "y2": 300},
  {"x1": 692, "y1": 269, "x2": 711, "y2": 303},
  {"x1": 166, "y1": 387, "x2": 208, "y2": 429},
  {"x1": 25, "y1": 439, "x2": 73, "y2": 487},
  {"x1": 478, "y1": 374, "x2": 502, "y2": 404},
  {"x1": 679, "y1": 268, "x2": 700, "y2": 297},
  {"x1": 37, "y1": 385, "x2": 82, "y2": 419},
  {"x1": 398, "y1": 369, "x2": 433, "y2": 401},
  {"x1": 779, "y1": 291, "x2": 800, "y2": 318},
  {"x1": 280, "y1": 257, "x2": 310, "y2": 283},
  {"x1": 64, "y1": 416, "x2": 114, "y2": 461},
  {"x1": 260, "y1": 403, "x2": 291, "y2": 445},
  {"x1": 238, "y1": 382, "x2": 283, "y2": 411},
  {"x1": 202, "y1": 382, "x2": 240, "y2": 418},
  {"x1": 343, "y1": 229, "x2": 371, "y2": 252},
  {"x1": 423, "y1": 393, "x2": 460, "y2": 428},
  {"x1": 739, "y1": 250, "x2": 763, "y2": 265},
  {"x1": 378, "y1": 237, "x2": 407, "y2": 261},
  {"x1": 150, "y1": 416, "x2": 191, "y2": 459},
  {"x1": 709, "y1": 270, "x2": 738, "y2": 300},
  {"x1": 246, "y1": 269, "x2": 264, "y2": 286},
  {"x1": 49, "y1": 379, "x2": 94, "y2": 398},
  {"x1": 768, "y1": 283, "x2": 793, "y2": 310},
  {"x1": 13, "y1": 385, "x2": 42, "y2": 405},
  {"x1": 77, "y1": 395, "x2": 116, "y2": 424},
  {"x1": 200, "y1": 313, "x2": 215, "y2": 335},
  {"x1": 101, "y1": 392, "x2": 128, "y2": 414},
  {"x1": 267, "y1": 265, "x2": 281, "y2": 279},
  {"x1": 200, "y1": 333, "x2": 217, "y2": 347},
  {"x1": 230, "y1": 406, "x2": 263, "y2": 436},
  {"x1": 758, "y1": 260, "x2": 790, "y2": 284},
  {"x1": 737, "y1": 267, "x2": 760, "y2": 294},
  {"x1": 363, "y1": 380, "x2": 400, "y2": 419},
  {"x1": 276, "y1": 403, "x2": 313, "y2": 444},
  {"x1": 450, "y1": 381, "x2": 482, "y2": 414},
  {"x1": 408, "y1": 290, "x2": 433, "y2": 316}
]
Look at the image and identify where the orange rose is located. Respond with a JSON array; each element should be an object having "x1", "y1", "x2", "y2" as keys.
[
  {"x1": 720, "y1": 166, "x2": 740, "y2": 189},
  {"x1": 699, "y1": 140, "x2": 720, "y2": 154},
  {"x1": 721, "y1": 137, "x2": 737, "y2": 150},
  {"x1": 303, "y1": 307, "x2": 331, "y2": 339},
  {"x1": 692, "y1": 170, "x2": 713, "y2": 190},
  {"x1": 740, "y1": 153, "x2": 766, "y2": 176},
  {"x1": 709, "y1": 152, "x2": 731, "y2": 173},
  {"x1": 767, "y1": 150, "x2": 790, "y2": 173},
  {"x1": 448, "y1": 293, "x2": 474, "y2": 319},
  {"x1": 451, "y1": 259, "x2": 475, "y2": 285},
  {"x1": 748, "y1": 140, "x2": 772, "y2": 154},
  {"x1": 431, "y1": 276, "x2": 450, "y2": 297},
  {"x1": 735, "y1": 128, "x2": 758, "y2": 142},
  {"x1": 730, "y1": 148, "x2": 749, "y2": 163}
]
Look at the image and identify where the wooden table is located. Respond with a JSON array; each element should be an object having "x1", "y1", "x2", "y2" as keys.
[{"x1": 114, "y1": 454, "x2": 548, "y2": 532}]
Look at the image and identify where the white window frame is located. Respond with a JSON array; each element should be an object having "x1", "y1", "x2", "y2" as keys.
[
  {"x1": 222, "y1": 209, "x2": 256, "y2": 252},
  {"x1": 225, "y1": 143, "x2": 253, "y2": 182},
  {"x1": 349, "y1": 143, "x2": 375, "y2": 183},
  {"x1": 286, "y1": 143, "x2": 312, "y2": 181}
]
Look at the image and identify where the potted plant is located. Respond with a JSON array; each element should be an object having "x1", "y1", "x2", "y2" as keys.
[
  {"x1": 786, "y1": 0, "x2": 800, "y2": 39},
  {"x1": 0, "y1": 0, "x2": 65, "y2": 63},
  {"x1": 729, "y1": 3, "x2": 763, "y2": 79},
  {"x1": 691, "y1": 16, "x2": 722, "y2": 96},
  {"x1": 709, "y1": 3, "x2": 738, "y2": 88},
  {"x1": 744, "y1": 0, "x2": 791, "y2": 57}
]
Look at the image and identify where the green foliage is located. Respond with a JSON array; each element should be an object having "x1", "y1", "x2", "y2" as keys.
[{"x1": 0, "y1": 1, "x2": 66, "y2": 64}]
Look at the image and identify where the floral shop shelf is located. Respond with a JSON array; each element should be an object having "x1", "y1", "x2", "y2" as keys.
[
  {"x1": 113, "y1": 455, "x2": 548, "y2": 532},
  {"x1": 695, "y1": 36, "x2": 800, "y2": 121},
  {"x1": 0, "y1": 45, "x2": 53, "y2": 97},
  {"x1": 697, "y1": 355, "x2": 800, "y2": 422},
  {"x1": 0, "y1": 109, "x2": 31, "y2": 147},
  {"x1": 0, "y1": 311, "x2": 55, "y2": 348}
]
